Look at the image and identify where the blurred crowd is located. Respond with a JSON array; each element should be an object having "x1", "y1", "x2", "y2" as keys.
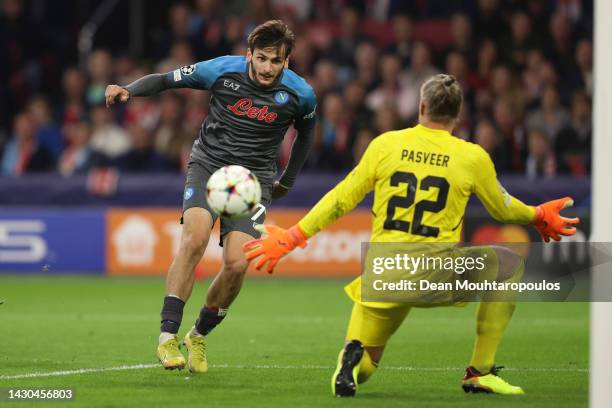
[{"x1": 0, "y1": 0, "x2": 593, "y2": 178}]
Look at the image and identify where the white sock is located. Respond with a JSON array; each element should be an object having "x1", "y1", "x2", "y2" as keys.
[
  {"x1": 159, "y1": 332, "x2": 176, "y2": 344},
  {"x1": 191, "y1": 326, "x2": 204, "y2": 337}
]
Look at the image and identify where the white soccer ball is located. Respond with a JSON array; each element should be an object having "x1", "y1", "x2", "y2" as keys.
[{"x1": 206, "y1": 165, "x2": 261, "y2": 219}]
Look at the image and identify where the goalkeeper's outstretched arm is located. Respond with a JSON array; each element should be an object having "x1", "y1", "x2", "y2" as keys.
[{"x1": 472, "y1": 145, "x2": 579, "y2": 242}]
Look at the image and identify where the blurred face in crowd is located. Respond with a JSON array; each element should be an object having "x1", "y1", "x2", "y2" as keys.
[
  {"x1": 28, "y1": 97, "x2": 52, "y2": 126},
  {"x1": 411, "y1": 42, "x2": 431, "y2": 71},
  {"x1": 493, "y1": 99, "x2": 515, "y2": 131},
  {"x1": 375, "y1": 107, "x2": 399, "y2": 133},
  {"x1": 88, "y1": 50, "x2": 113, "y2": 83},
  {"x1": 380, "y1": 54, "x2": 402, "y2": 86},
  {"x1": 313, "y1": 59, "x2": 338, "y2": 93},
  {"x1": 14, "y1": 113, "x2": 36, "y2": 144},
  {"x1": 392, "y1": 14, "x2": 413, "y2": 43},
  {"x1": 169, "y1": 42, "x2": 194, "y2": 67},
  {"x1": 550, "y1": 13, "x2": 571, "y2": 44},
  {"x1": 541, "y1": 86, "x2": 559, "y2": 111},
  {"x1": 354, "y1": 42, "x2": 378, "y2": 69},
  {"x1": 247, "y1": 46, "x2": 288, "y2": 87},
  {"x1": 91, "y1": 105, "x2": 113, "y2": 127},
  {"x1": 322, "y1": 93, "x2": 343, "y2": 124},
  {"x1": 575, "y1": 39, "x2": 593, "y2": 71},
  {"x1": 2, "y1": 0, "x2": 22, "y2": 20},
  {"x1": 450, "y1": 14, "x2": 472, "y2": 45},
  {"x1": 343, "y1": 81, "x2": 366, "y2": 110},
  {"x1": 511, "y1": 12, "x2": 531, "y2": 43},
  {"x1": 571, "y1": 92, "x2": 591, "y2": 123},
  {"x1": 129, "y1": 124, "x2": 153, "y2": 150},
  {"x1": 63, "y1": 68, "x2": 86, "y2": 100},
  {"x1": 528, "y1": 129, "x2": 550, "y2": 157},
  {"x1": 491, "y1": 66, "x2": 512, "y2": 94},
  {"x1": 65, "y1": 122, "x2": 91, "y2": 148},
  {"x1": 478, "y1": 0, "x2": 498, "y2": 14},
  {"x1": 160, "y1": 93, "x2": 183, "y2": 124},
  {"x1": 340, "y1": 7, "x2": 360, "y2": 38},
  {"x1": 475, "y1": 121, "x2": 498, "y2": 154},
  {"x1": 353, "y1": 128, "x2": 375, "y2": 164},
  {"x1": 446, "y1": 52, "x2": 468, "y2": 81},
  {"x1": 169, "y1": 3, "x2": 190, "y2": 39}
]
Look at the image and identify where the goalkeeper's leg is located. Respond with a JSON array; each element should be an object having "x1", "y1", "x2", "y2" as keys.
[
  {"x1": 332, "y1": 303, "x2": 411, "y2": 397},
  {"x1": 158, "y1": 207, "x2": 214, "y2": 369},
  {"x1": 463, "y1": 246, "x2": 525, "y2": 395}
]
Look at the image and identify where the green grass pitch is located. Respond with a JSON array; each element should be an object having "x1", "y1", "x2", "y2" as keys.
[{"x1": 0, "y1": 276, "x2": 588, "y2": 407}]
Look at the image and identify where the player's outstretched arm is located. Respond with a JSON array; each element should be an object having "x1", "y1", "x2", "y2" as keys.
[{"x1": 531, "y1": 197, "x2": 579, "y2": 242}]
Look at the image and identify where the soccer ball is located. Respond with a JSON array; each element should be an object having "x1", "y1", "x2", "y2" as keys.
[{"x1": 206, "y1": 165, "x2": 261, "y2": 219}]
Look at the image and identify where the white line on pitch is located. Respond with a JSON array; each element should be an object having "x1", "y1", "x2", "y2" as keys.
[{"x1": 0, "y1": 363, "x2": 589, "y2": 380}]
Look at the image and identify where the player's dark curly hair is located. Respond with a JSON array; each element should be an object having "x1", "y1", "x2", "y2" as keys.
[
  {"x1": 420, "y1": 74, "x2": 463, "y2": 124},
  {"x1": 248, "y1": 20, "x2": 295, "y2": 59}
]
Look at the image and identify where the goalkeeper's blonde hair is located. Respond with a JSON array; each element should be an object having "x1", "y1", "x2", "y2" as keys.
[{"x1": 420, "y1": 74, "x2": 463, "y2": 124}]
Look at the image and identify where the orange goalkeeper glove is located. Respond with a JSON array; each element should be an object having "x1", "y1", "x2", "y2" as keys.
[
  {"x1": 243, "y1": 224, "x2": 308, "y2": 273},
  {"x1": 531, "y1": 197, "x2": 580, "y2": 242}
]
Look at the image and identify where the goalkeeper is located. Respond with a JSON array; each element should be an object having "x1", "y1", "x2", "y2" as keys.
[{"x1": 243, "y1": 74, "x2": 579, "y2": 397}]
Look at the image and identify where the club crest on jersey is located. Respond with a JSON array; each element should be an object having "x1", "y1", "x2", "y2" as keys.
[
  {"x1": 184, "y1": 187, "x2": 194, "y2": 200},
  {"x1": 180, "y1": 64, "x2": 196, "y2": 75},
  {"x1": 227, "y1": 98, "x2": 278, "y2": 123},
  {"x1": 274, "y1": 90, "x2": 289, "y2": 105}
]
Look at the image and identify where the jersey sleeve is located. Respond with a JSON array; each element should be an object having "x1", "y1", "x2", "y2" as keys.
[
  {"x1": 298, "y1": 137, "x2": 379, "y2": 237},
  {"x1": 164, "y1": 57, "x2": 233, "y2": 90},
  {"x1": 293, "y1": 86, "x2": 317, "y2": 134},
  {"x1": 472, "y1": 145, "x2": 535, "y2": 224}
]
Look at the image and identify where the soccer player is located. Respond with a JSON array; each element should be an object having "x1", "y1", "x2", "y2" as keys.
[
  {"x1": 105, "y1": 20, "x2": 316, "y2": 372},
  {"x1": 244, "y1": 74, "x2": 579, "y2": 396}
]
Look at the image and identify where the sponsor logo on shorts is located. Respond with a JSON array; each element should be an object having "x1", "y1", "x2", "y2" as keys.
[{"x1": 184, "y1": 187, "x2": 194, "y2": 200}]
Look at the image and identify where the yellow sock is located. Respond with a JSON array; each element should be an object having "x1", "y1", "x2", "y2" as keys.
[
  {"x1": 470, "y1": 254, "x2": 524, "y2": 372},
  {"x1": 469, "y1": 301, "x2": 516, "y2": 372},
  {"x1": 357, "y1": 349, "x2": 378, "y2": 384}
]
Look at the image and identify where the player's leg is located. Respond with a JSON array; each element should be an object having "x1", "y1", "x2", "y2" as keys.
[
  {"x1": 157, "y1": 207, "x2": 214, "y2": 369},
  {"x1": 158, "y1": 162, "x2": 217, "y2": 370},
  {"x1": 333, "y1": 302, "x2": 411, "y2": 397},
  {"x1": 463, "y1": 245, "x2": 525, "y2": 394},
  {"x1": 184, "y1": 201, "x2": 268, "y2": 373}
]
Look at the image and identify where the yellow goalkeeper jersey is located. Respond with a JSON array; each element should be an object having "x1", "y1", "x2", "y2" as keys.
[{"x1": 298, "y1": 124, "x2": 535, "y2": 242}]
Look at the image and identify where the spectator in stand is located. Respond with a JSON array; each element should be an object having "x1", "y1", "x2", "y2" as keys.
[
  {"x1": 316, "y1": 92, "x2": 352, "y2": 171},
  {"x1": 569, "y1": 38, "x2": 593, "y2": 96},
  {"x1": 386, "y1": 14, "x2": 414, "y2": 66},
  {"x1": 493, "y1": 97, "x2": 525, "y2": 172},
  {"x1": 469, "y1": 38, "x2": 498, "y2": 92},
  {"x1": 546, "y1": 12, "x2": 575, "y2": 78},
  {"x1": 555, "y1": 90, "x2": 591, "y2": 175},
  {"x1": 373, "y1": 106, "x2": 401, "y2": 134},
  {"x1": 474, "y1": 119, "x2": 511, "y2": 172},
  {"x1": 503, "y1": 11, "x2": 538, "y2": 71},
  {"x1": 58, "y1": 121, "x2": 94, "y2": 176},
  {"x1": 115, "y1": 124, "x2": 169, "y2": 173},
  {"x1": 366, "y1": 54, "x2": 413, "y2": 121},
  {"x1": 526, "y1": 85, "x2": 570, "y2": 142},
  {"x1": 490, "y1": 65, "x2": 526, "y2": 121},
  {"x1": 60, "y1": 67, "x2": 87, "y2": 126},
  {"x1": 343, "y1": 80, "x2": 372, "y2": 135},
  {"x1": 352, "y1": 128, "x2": 375, "y2": 165},
  {"x1": 290, "y1": 37, "x2": 316, "y2": 77},
  {"x1": 156, "y1": 41, "x2": 195, "y2": 73},
  {"x1": 188, "y1": 0, "x2": 231, "y2": 61},
  {"x1": 402, "y1": 42, "x2": 439, "y2": 123},
  {"x1": 86, "y1": 50, "x2": 114, "y2": 106},
  {"x1": 353, "y1": 41, "x2": 380, "y2": 92},
  {"x1": 89, "y1": 104, "x2": 130, "y2": 164},
  {"x1": 27, "y1": 96, "x2": 63, "y2": 159},
  {"x1": 154, "y1": 92, "x2": 194, "y2": 171},
  {"x1": 154, "y1": 2, "x2": 194, "y2": 61},
  {"x1": 473, "y1": 0, "x2": 508, "y2": 43},
  {"x1": 441, "y1": 13, "x2": 475, "y2": 65},
  {"x1": 1, "y1": 112, "x2": 54, "y2": 176},
  {"x1": 312, "y1": 59, "x2": 339, "y2": 99},
  {"x1": 525, "y1": 128, "x2": 557, "y2": 178},
  {"x1": 325, "y1": 6, "x2": 371, "y2": 73}
]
